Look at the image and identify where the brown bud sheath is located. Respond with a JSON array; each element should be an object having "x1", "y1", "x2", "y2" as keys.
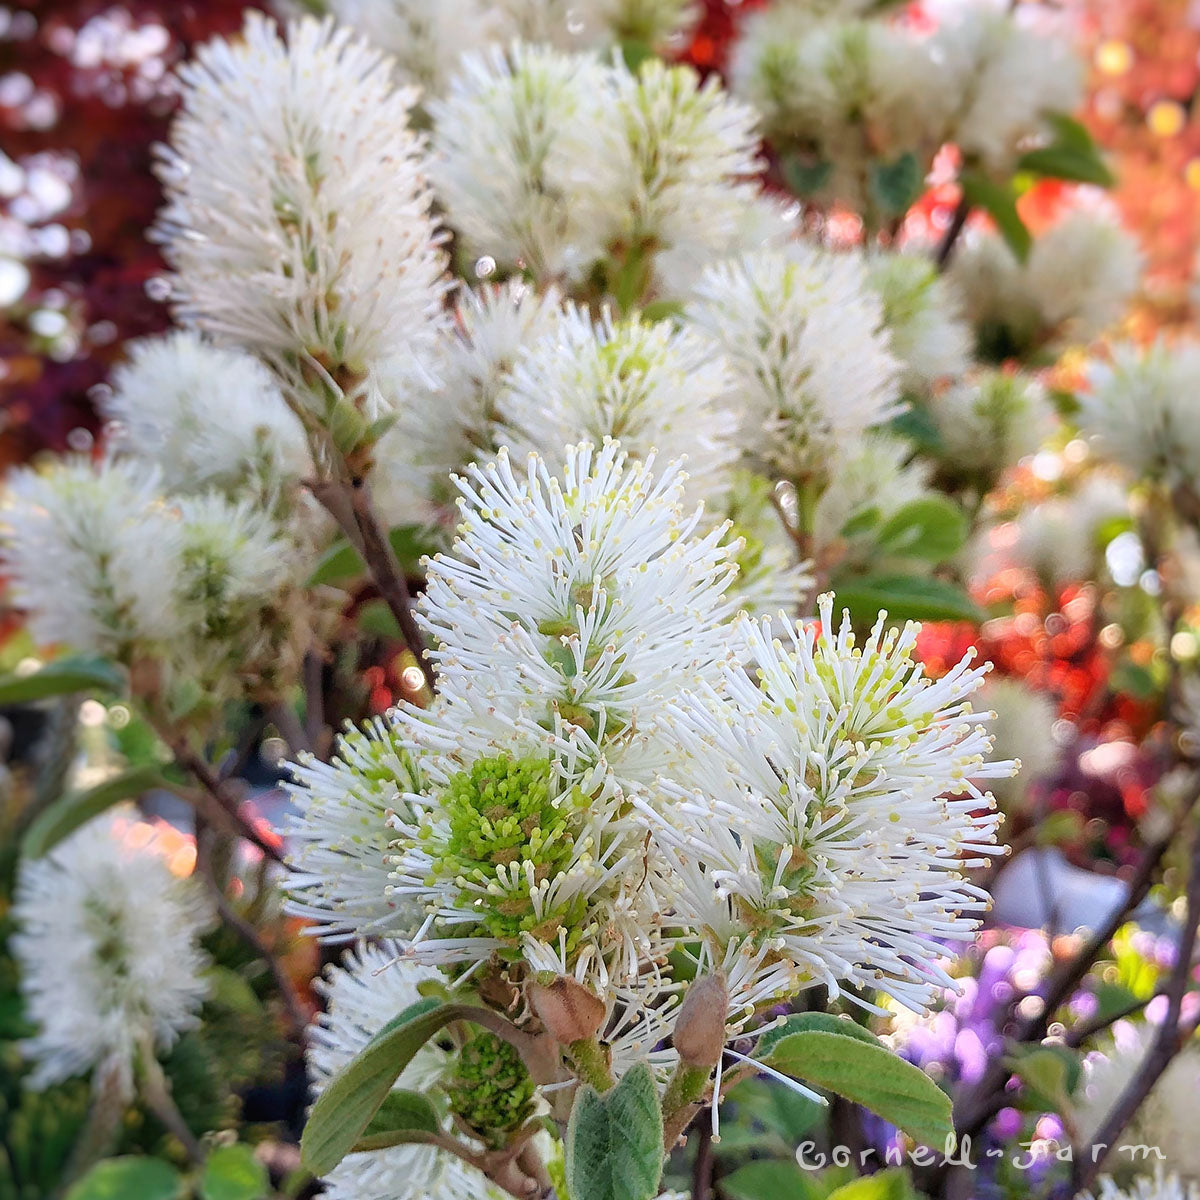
[
  {"x1": 526, "y1": 974, "x2": 607, "y2": 1045},
  {"x1": 672, "y1": 973, "x2": 729, "y2": 1069}
]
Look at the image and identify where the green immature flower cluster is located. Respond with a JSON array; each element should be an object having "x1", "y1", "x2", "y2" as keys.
[
  {"x1": 445, "y1": 1031, "x2": 536, "y2": 1148},
  {"x1": 422, "y1": 755, "x2": 589, "y2": 945}
]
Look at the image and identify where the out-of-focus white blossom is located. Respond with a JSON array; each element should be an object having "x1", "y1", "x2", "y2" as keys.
[
  {"x1": 372, "y1": 281, "x2": 566, "y2": 529},
  {"x1": 430, "y1": 44, "x2": 609, "y2": 281},
  {"x1": 308, "y1": 942, "x2": 502, "y2": 1200},
  {"x1": 948, "y1": 213, "x2": 1140, "y2": 360},
  {"x1": 866, "y1": 252, "x2": 971, "y2": 391},
  {"x1": 1, "y1": 457, "x2": 181, "y2": 659},
  {"x1": 729, "y1": 12, "x2": 949, "y2": 210},
  {"x1": 1077, "y1": 1022, "x2": 1200, "y2": 1182},
  {"x1": 687, "y1": 244, "x2": 902, "y2": 481},
  {"x1": 647, "y1": 596, "x2": 1007, "y2": 1014},
  {"x1": 496, "y1": 0, "x2": 696, "y2": 52},
  {"x1": 926, "y1": 370, "x2": 1055, "y2": 483},
  {"x1": 496, "y1": 307, "x2": 738, "y2": 507},
  {"x1": 103, "y1": 332, "x2": 310, "y2": 497},
  {"x1": 977, "y1": 677, "x2": 1058, "y2": 809},
  {"x1": 932, "y1": 3, "x2": 1084, "y2": 175},
  {"x1": 12, "y1": 813, "x2": 213, "y2": 1095},
  {"x1": 155, "y1": 14, "x2": 447, "y2": 409},
  {"x1": 285, "y1": 718, "x2": 424, "y2": 941},
  {"x1": 1079, "y1": 340, "x2": 1200, "y2": 487},
  {"x1": 1082, "y1": 1176, "x2": 1200, "y2": 1200}
]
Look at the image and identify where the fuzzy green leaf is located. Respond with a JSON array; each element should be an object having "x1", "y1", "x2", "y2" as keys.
[
  {"x1": 565, "y1": 1062, "x2": 663, "y2": 1200},
  {"x1": 22, "y1": 765, "x2": 165, "y2": 858},
  {"x1": 826, "y1": 1169, "x2": 916, "y2": 1200},
  {"x1": 756, "y1": 1012, "x2": 880, "y2": 1061},
  {"x1": 721, "y1": 1160, "x2": 824, "y2": 1200},
  {"x1": 870, "y1": 152, "x2": 924, "y2": 216},
  {"x1": 830, "y1": 574, "x2": 982, "y2": 626},
  {"x1": 960, "y1": 172, "x2": 1032, "y2": 262},
  {"x1": 65, "y1": 1157, "x2": 183, "y2": 1200},
  {"x1": 764, "y1": 1030, "x2": 953, "y2": 1150},
  {"x1": 1017, "y1": 114, "x2": 1113, "y2": 187},
  {"x1": 0, "y1": 655, "x2": 125, "y2": 705},
  {"x1": 363, "y1": 1088, "x2": 441, "y2": 1138},
  {"x1": 875, "y1": 497, "x2": 968, "y2": 562},
  {"x1": 300, "y1": 1002, "x2": 498, "y2": 1178},
  {"x1": 200, "y1": 1144, "x2": 270, "y2": 1200}
]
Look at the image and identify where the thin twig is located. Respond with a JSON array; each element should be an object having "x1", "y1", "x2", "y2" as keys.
[
  {"x1": 935, "y1": 195, "x2": 971, "y2": 270},
  {"x1": 691, "y1": 1117, "x2": 714, "y2": 1200},
  {"x1": 1063, "y1": 988, "x2": 1164, "y2": 1049},
  {"x1": 1067, "y1": 826, "x2": 1200, "y2": 1196}
]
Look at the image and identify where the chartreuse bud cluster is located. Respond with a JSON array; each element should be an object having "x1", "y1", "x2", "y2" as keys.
[{"x1": 446, "y1": 1031, "x2": 537, "y2": 1148}]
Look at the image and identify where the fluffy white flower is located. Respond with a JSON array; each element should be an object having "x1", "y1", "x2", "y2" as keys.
[
  {"x1": 647, "y1": 596, "x2": 1007, "y2": 1014},
  {"x1": 285, "y1": 718, "x2": 424, "y2": 941},
  {"x1": 926, "y1": 370, "x2": 1055, "y2": 484},
  {"x1": 155, "y1": 14, "x2": 447, "y2": 407},
  {"x1": 585, "y1": 0, "x2": 697, "y2": 49},
  {"x1": 865, "y1": 252, "x2": 972, "y2": 392},
  {"x1": 372, "y1": 281, "x2": 566, "y2": 530},
  {"x1": 1082, "y1": 1175, "x2": 1200, "y2": 1200},
  {"x1": 495, "y1": 0, "x2": 695, "y2": 52},
  {"x1": 12, "y1": 812, "x2": 213, "y2": 1094},
  {"x1": 1079, "y1": 340, "x2": 1200, "y2": 487},
  {"x1": 1, "y1": 456, "x2": 181, "y2": 658},
  {"x1": 429, "y1": 43, "x2": 609, "y2": 281},
  {"x1": 496, "y1": 307, "x2": 738, "y2": 508},
  {"x1": 383, "y1": 443, "x2": 738, "y2": 985},
  {"x1": 687, "y1": 244, "x2": 903, "y2": 481},
  {"x1": 933, "y1": 2, "x2": 1084, "y2": 174},
  {"x1": 103, "y1": 332, "x2": 311, "y2": 497},
  {"x1": 729, "y1": 12, "x2": 949, "y2": 210},
  {"x1": 320, "y1": 0, "x2": 506, "y2": 96},
  {"x1": 948, "y1": 213, "x2": 1140, "y2": 360},
  {"x1": 571, "y1": 57, "x2": 762, "y2": 295},
  {"x1": 977, "y1": 677, "x2": 1058, "y2": 809},
  {"x1": 308, "y1": 942, "x2": 501, "y2": 1200},
  {"x1": 1076, "y1": 1023, "x2": 1200, "y2": 1181},
  {"x1": 811, "y1": 432, "x2": 933, "y2": 563}
]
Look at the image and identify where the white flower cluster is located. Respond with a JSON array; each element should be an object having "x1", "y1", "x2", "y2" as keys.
[
  {"x1": 430, "y1": 45, "x2": 762, "y2": 296},
  {"x1": 1079, "y1": 339, "x2": 1200, "y2": 488},
  {"x1": 12, "y1": 813, "x2": 214, "y2": 1096},
  {"x1": 155, "y1": 13, "x2": 448, "y2": 413},
  {"x1": 948, "y1": 212, "x2": 1141, "y2": 361},
  {"x1": 287, "y1": 442, "x2": 1007, "y2": 1042},
  {"x1": 1082, "y1": 1175, "x2": 1200, "y2": 1200}
]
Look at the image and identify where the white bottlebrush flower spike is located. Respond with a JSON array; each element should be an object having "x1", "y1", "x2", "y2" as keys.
[
  {"x1": 1, "y1": 456, "x2": 181, "y2": 659},
  {"x1": 308, "y1": 941, "x2": 503, "y2": 1200},
  {"x1": 12, "y1": 812, "x2": 214, "y2": 1095},
  {"x1": 102, "y1": 331, "x2": 311, "y2": 497},
  {"x1": 430, "y1": 43, "x2": 609, "y2": 281},
  {"x1": 933, "y1": 2, "x2": 1084, "y2": 175},
  {"x1": 496, "y1": 306, "x2": 738, "y2": 508},
  {"x1": 372, "y1": 280, "x2": 566, "y2": 530},
  {"x1": 155, "y1": 14, "x2": 447, "y2": 406},
  {"x1": 285, "y1": 718, "x2": 425, "y2": 941},
  {"x1": 865, "y1": 252, "x2": 972, "y2": 392},
  {"x1": 648, "y1": 596, "x2": 1007, "y2": 1015},
  {"x1": 1079, "y1": 339, "x2": 1200, "y2": 487},
  {"x1": 687, "y1": 244, "x2": 902, "y2": 481},
  {"x1": 926, "y1": 369, "x2": 1055, "y2": 483}
]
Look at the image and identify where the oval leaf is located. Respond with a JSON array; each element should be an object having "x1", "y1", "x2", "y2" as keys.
[
  {"x1": 301, "y1": 1001, "x2": 499, "y2": 1178},
  {"x1": 960, "y1": 171, "x2": 1032, "y2": 262},
  {"x1": 200, "y1": 1143, "x2": 269, "y2": 1200},
  {"x1": 721, "y1": 1160, "x2": 823, "y2": 1200},
  {"x1": 566, "y1": 1062, "x2": 663, "y2": 1200},
  {"x1": 65, "y1": 1157, "x2": 183, "y2": 1200},
  {"x1": 756, "y1": 1012, "x2": 881, "y2": 1061},
  {"x1": 763, "y1": 1030, "x2": 953, "y2": 1150},
  {"x1": 826, "y1": 1168, "x2": 916, "y2": 1200},
  {"x1": 830, "y1": 575, "x2": 982, "y2": 626},
  {"x1": 0, "y1": 655, "x2": 125, "y2": 706},
  {"x1": 363, "y1": 1088, "x2": 441, "y2": 1138},
  {"x1": 22, "y1": 765, "x2": 166, "y2": 858},
  {"x1": 875, "y1": 497, "x2": 968, "y2": 561}
]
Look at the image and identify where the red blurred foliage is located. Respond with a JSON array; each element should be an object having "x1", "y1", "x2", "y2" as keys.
[{"x1": 0, "y1": 1, "x2": 259, "y2": 469}]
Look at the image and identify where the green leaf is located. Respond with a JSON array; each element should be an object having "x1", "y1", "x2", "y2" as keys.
[
  {"x1": 65, "y1": 1157, "x2": 184, "y2": 1200},
  {"x1": 721, "y1": 1160, "x2": 824, "y2": 1200},
  {"x1": 357, "y1": 599, "x2": 402, "y2": 640},
  {"x1": 826, "y1": 1169, "x2": 915, "y2": 1200},
  {"x1": 763, "y1": 1029, "x2": 953, "y2": 1149},
  {"x1": 875, "y1": 497, "x2": 968, "y2": 562},
  {"x1": 841, "y1": 506, "x2": 882, "y2": 539},
  {"x1": 889, "y1": 405, "x2": 944, "y2": 454},
  {"x1": 1017, "y1": 115, "x2": 1113, "y2": 187},
  {"x1": 756, "y1": 1012, "x2": 880, "y2": 1061},
  {"x1": 363, "y1": 1088, "x2": 441, "y2": 1137},
  {"x1": 0, "y1": 655, "x2": 125, "y2": 705},
  {"x1": 565, "y1": 1062, "x2": 663, "y2": 1200},
  {"x1": 22, "y1": 765, "x2": 165, "y2": 858},
  {"x1": 203, "y1": 965, "x2": 263, "y2": 1015},
  {"x1": 1005, "y1": 1044, "x2": 1081, "y2": 1113},
  {"x1": 960, "y1": 171, "x2": 1032, "y2": 262},
  {"x1": 830, "y1": 575, "x2": 982, "y2": 626},
  {"x1": 870, "y1": 152, "x2": 924, "y2": 217},
  {"x1": 781, "y1": 155, "x2": 834, "y2": 197},
  {"x1": 200, "y1": 1144, "x2": 270, "y2": 1200},
  {"x1": 308, "y1": 526, "x2": 434, "y2": 588},
  {"x1": 300, "y1": 1001, "x2": 498, "y2": 1178}
]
